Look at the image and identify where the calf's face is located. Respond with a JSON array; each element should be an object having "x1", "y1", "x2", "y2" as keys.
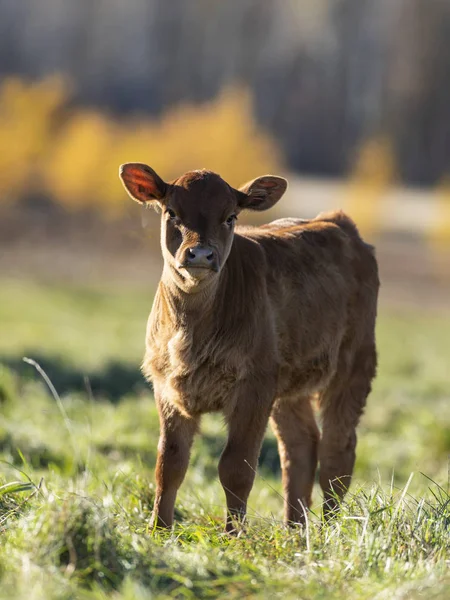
[{"x1": 119, "y1": 164, "x2": 287, "y2": 291}]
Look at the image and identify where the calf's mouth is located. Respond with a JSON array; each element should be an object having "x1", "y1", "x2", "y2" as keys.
[{"x1": 178, "y1": 263, "x2": 219, "y2": 281}]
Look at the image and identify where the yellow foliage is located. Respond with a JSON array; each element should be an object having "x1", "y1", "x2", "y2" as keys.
[
  {"x1": 0, "y1": 77, "x2": 67, "y2": 199},
  {"x1": 351, "y1": 137, "x2": 396, "y2": 186},
  {"x1": 0, "y1": 77, "x2": 283, "y2": 215},
  {"x1": 344, "y1": 136, "x2": 396, "y2": 239},
  {"x1": 429, "y1": 176, "x2": 450, "y2": 248},
  {"x1": 427, "y1": 177, "x2": 450, "y2": 282},
  {"x1": 42, "y1": 111, "x2": 119, "y2": 210}
]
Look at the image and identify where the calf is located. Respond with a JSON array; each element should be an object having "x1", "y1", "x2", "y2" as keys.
[{"x1": 119, "y1": 164, "x2": 379, "y2": 532}]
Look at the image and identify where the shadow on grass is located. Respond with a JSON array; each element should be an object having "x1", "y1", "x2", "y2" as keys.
[
  {"x1": 1, "y1": 354, "x2": 283, "y2": 475},
  {"x1": 201, "y1": 433, "x2": 281, "y2": 477},
  {"x1": 0, "y1": 353, "x2": 147, "y2": 402}
]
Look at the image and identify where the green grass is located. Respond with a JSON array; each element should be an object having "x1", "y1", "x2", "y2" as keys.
[{"x1": 0, "y1": 277, "x2": 449, "y2": 599}]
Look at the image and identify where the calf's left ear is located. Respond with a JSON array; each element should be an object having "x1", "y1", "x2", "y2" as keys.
[{"x1": 238, "y1": 175, "x2": 288, "y2": 211}]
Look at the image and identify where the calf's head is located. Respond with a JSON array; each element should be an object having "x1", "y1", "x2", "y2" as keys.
[{"x1": 119, "y1": 164, "x2": 287, "y2": 292}]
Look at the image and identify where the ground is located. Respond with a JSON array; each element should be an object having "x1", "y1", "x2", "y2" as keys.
[{"x1": 0, "y1": 278, "x2": 449, "y2": 599}]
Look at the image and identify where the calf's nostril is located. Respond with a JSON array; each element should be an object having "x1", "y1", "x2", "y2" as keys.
[{"x1": 206, "y1": 251, "x2": 213, "y2": 261}]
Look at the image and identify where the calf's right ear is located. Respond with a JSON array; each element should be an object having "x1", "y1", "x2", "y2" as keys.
[{"x1": 119, "y1": 163, "x2": 168, "y2": 207}]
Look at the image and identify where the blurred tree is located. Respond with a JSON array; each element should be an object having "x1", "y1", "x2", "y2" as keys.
[
  {"x1": 0, "y1": 0, "x2": 449, "y2": 186},
  {"x1": 0, "y1": 78, "x2": 282, "y2": 214},
  {"x1": 344, "y1": 136, "x2": 396, "y2": 239},
  {"x1": 0, "y1": 77, "x2": 66, "y2": 201},
  {"x1": 387, "y1": 0, "x2": 450, "y2": 185}
]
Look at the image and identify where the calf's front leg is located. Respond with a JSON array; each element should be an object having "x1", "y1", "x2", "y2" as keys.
[
  {"x1": 150, "y1": 401, "x2": 199, "y2": 529},
  {"x1": 218, "y1": 383, "x2": 275, "y2": 533}
]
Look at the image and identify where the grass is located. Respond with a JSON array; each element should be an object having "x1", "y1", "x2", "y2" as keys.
[{"x1": 0, "y1": 277, "x2": 449, "y2": 599}]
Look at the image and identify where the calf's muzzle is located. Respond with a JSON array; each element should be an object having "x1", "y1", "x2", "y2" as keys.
[{"x1": 179, "y1": 245, "x2": 218, "y2": 271}]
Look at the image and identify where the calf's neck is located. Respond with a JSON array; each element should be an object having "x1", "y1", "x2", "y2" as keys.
[{"x1": 119, "y1": 164, "x2": 379, "y2": 532}]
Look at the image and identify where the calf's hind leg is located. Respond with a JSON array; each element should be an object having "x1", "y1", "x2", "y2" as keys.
[
  {"x1": 319, "y1": 355, "x2": 375, "y2": 519},
  {"x1": 270, "y1": 398, "x2": 320, "y2": 525}
]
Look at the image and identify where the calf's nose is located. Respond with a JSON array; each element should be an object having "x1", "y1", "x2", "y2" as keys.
[{"x1": 185, "y1": 246, "x2": 215, "y2": 268}]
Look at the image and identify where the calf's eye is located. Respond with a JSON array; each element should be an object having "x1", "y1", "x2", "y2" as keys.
[
  {"x1": 225, "y1": 214, "x2": 237, "y2": 226},
  {"x1": 166, "y1": 208, "x2": 177, "y2": 220}
]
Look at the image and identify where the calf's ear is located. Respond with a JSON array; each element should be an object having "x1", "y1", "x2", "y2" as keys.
[
  {"x1": 238, "y1": 175, "x2": 287, "y2": 211},
  {"x1": 119, "y1": 163, "x2": 168, "y2": 207}
]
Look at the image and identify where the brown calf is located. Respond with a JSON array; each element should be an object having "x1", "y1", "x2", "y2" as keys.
[{"x1": 119, "y1": 164, "x2": 379, "y2": 532}]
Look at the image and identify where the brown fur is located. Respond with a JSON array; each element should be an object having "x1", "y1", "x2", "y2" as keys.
[{"x1": 119, "y1": 164, "x2": 379, "y2": 531}]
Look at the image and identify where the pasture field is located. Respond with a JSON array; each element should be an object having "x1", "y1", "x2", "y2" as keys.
[{"x1": 0, "y1": 277, "x2": 449, "y2": 599}]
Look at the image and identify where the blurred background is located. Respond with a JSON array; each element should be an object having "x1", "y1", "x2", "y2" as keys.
[
  {"x1": 0, "y1": 1, "x2": 450, "y2": 568},
  {"x1": 0, "y1": 0, "x2": 449, "y2": 307}
]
